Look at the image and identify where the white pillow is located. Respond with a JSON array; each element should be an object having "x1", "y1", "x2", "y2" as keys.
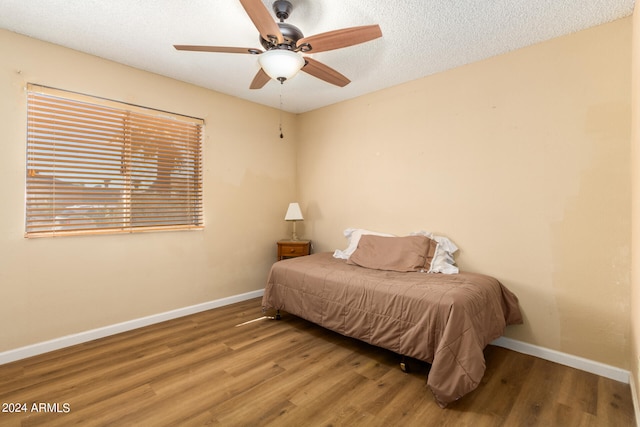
[
  {"x1": 410, "y1": 231, "x2": 459, "y2": 274},
  {"x1": 333, "y1": 228, "x2": 395, "y2": 259},
  {"x1": 429, "y1": 248, "x2": 459, "y2": 274}
]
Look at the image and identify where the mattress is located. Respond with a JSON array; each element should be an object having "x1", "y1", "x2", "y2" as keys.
[{"x1": 262, "y1": 252, "x2": 522, "y2": 407}]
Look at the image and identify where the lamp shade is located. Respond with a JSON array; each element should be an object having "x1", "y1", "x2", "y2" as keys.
[
  {"x1": 259, "y1": 49, "x2": 305, "y2": 81},
  {"x1": 284, "y1": 202, "x2": 303, "y2": 221}
]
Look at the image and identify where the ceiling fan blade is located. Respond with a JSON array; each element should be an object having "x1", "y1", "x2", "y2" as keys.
[
  {"x1": 297, "y1": 24, "x2": 382, "y2": 53},
  {"x1": 301, "y1": 57, "x2": 350, "y2": 87},
  {"x1": 174, "y1": 45, "x2": 261, "y2": 54},
  {"x1": 239, "y1": 0, "x2": 284, "y2": 44},
  {"x1": 250, "y1": 68, "x2": 271, "y2": 89}
]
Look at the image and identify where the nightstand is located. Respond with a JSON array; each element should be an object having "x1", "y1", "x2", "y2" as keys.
[{"x1": 277, "y1": 240, "x2": 311, "y2": 260}]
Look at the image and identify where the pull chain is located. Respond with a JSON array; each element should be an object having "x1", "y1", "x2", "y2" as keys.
[{"x1": 279, "y1": 82, "x2": 284, "y2": 139}]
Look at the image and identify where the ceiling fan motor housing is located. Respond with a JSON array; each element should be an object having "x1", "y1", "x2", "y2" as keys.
[
  {"x1": 259, "y1": 1, "x2": 303, "y2": 50},
  {"x1": 260, "y1": 22, "x2": 304, "y2": 50}
]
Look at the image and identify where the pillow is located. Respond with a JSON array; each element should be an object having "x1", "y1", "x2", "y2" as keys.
[
  {"x1": 333, "y1": 228, "x2": 395, "y2": 259},
  {"x1": 429, "y1": 248, "x2": 459, "y2": 274},
  {"x1": 410, "y1": 230, "x2": 459, "y2": 274},
  {"x1": 346, "y1": 235, "x2": 436, "y2": 272},
  {"x1": 410, "y1": 230, "x2": 459, "y2": 253}
]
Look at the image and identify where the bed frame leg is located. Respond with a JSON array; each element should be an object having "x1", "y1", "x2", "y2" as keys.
[
  {"x1": 400, "y1": 356, "x2": 409, "y2": 373},
  {"x1": 275, "y1": 310, "x2": 281, "y2": 320}
]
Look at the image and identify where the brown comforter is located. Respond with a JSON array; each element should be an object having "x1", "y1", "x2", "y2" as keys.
[{"x1": 262, "y1": 252, "x2": 522, "y2": 407}]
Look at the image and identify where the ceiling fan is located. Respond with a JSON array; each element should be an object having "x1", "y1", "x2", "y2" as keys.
[{"x1": 174, "y1": 0, "x2": 383, "y2": 89}]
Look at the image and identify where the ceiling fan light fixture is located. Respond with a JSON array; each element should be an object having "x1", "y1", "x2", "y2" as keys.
[{"x1": 258, "y1": 49, "x2": 305, "y2": 82}]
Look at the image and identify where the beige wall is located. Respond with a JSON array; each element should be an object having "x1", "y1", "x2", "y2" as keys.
[
  {"x1": 631, "y1": 5, "x2": 640, "y2": 403},
  {"x1": 298, "y1": 18, "x2": 632, "y2": 368},
  {"x1": 0, "y1": 30, "x2": 298, "y2": 352}
]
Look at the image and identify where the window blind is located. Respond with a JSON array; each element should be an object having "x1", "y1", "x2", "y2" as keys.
[{"x1": 25, "y1": 85, "x2": 204, "y2": 237}]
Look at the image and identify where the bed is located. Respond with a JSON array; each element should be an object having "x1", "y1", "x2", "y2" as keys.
[{"x1": 262, "y1": 232, "x2": 522, "y2": 407}]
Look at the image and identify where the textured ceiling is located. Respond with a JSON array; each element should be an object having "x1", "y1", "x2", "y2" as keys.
[{"x1": 0, "y1": 0, "x2": 635, "y2": 113}]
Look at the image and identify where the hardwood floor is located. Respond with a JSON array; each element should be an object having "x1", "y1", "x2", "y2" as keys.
[{"x1": 0, "y1": 297, "x2": 635, "y2": 426}]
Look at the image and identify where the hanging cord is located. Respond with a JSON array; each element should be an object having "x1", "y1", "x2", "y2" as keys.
[{"x1": 279, "y1": 82, "x2": 284, "y2": 139}]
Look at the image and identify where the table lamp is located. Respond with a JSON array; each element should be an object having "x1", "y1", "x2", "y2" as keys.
[{"x1": 284, "y1": 202, "x2": 303, "y2": 241}]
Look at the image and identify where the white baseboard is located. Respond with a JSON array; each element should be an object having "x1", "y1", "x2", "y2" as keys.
[
  {"x1": 0, "y1": 289, "x2": 264, "y2": 366},
  {"x1": 492, "y1": 336, "x2": 631, "y2": 384}
]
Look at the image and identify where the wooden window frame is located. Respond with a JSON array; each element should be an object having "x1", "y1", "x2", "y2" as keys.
[{"x1": 25, "y1": 84, "x2": 204, "y2": 238}]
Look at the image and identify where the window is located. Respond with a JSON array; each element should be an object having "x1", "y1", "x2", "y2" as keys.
[{"x1": 25, "y1": 84, "x2": 204, "y2": 237}]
